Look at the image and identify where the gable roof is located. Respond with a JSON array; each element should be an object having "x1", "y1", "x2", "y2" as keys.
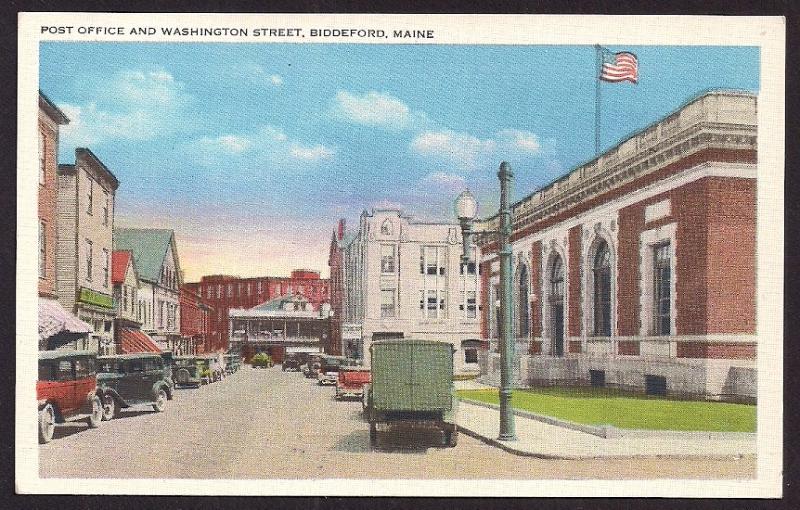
[
  {"x1": 111, "y1": 250, "x2": 135, "y2": 285},
  {"x1": 113, "y1": 228, "x2": 177, "y2": 284},
  {"x1": 252, "y1": 294, "x2": 309, "y2": 312}
]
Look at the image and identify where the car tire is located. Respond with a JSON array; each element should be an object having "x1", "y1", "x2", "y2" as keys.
[
  {"x1": 152, "y1": 388, "x2": 167, "y2": 412},
  {"x1": 87, "y1": 395, "x2": 103, "y2": 428},
  {"x1": 369, "y1": 422, "x2": 377, "y2": 447},
  {"x1": 38, "y1": 404, "x2": 55, "y2": 444},
  {"x1": 101, "y1": 393, "x2": 118, "y2": 421}
]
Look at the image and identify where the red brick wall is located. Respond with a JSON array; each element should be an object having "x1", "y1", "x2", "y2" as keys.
[
  {"x1": 38, "y1": 118, "x2": 59, "y2": 298},
  {"x1": 677, "y1": 342, "x2": 756, "y2": 359},
  {"x1": 568, "y1": 226, "x2": 582, "y2": 336},
  {"x1": 617, "y1": 204, "x2": 643, "y2": 337}
]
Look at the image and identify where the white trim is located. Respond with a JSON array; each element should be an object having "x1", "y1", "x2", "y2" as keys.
[{"x1": 639, "y1": 222, "x2": 677, "y2": 337}]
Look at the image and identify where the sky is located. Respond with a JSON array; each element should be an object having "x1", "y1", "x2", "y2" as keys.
[{"x1": 39, "y1": 43, "x2": 759, "y2": 282}]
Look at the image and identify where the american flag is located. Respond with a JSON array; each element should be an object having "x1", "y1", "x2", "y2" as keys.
[{"x1": 600, "y1": 50, "x2": 638, "y2": 83}]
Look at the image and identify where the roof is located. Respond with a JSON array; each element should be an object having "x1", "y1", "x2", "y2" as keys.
[
  {"x1": 251, "y1": 294, "x2": 308, "y2": 312},
  {"x1": 111, "y1": 251, "x2": 134, "y2": 285},
  {"x1": 98, "y1": 352, "x2": 162, "y2": 360},
  {"x1": 117, "y1": 328, "x2": 162, "y2": 354},
  {"x1": 113, "y1": 228, "x2": 176, "y2": 283},
  {"x1": 39, "y1": 350, "x2": 96, "y2": 360},
  {"x1": 39, "y1": 91, "x2": 70, "y2": 124}
]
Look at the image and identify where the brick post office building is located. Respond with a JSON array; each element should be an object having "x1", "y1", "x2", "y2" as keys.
[
  {"x1": 477, "y1": 90, "x2": 757, "y2": 402},
  {"x1": 184, "y1": 270, "x2": 330, "y2": 352}
]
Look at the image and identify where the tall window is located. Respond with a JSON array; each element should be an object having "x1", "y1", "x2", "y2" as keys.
[
  {"x1": 123, "y1": 286, "x2": 129, "y2": 311},
  {"x1": 380, "y1": 289, "x2": 396, "y2": 318},
  {"x1": 86, "y1": 176, "x2": 93, "y2": 215},
  {"x1": 102, "y1": 192, "x2": 109, "y2": 226},
  {"x1": 39, "y1": 133, "x2": 46, "y2": 185},
  {"x1": 102, "y1": 249, "x2": 109, "y2": 287},
  {"x1": 518, "y1": 265, "x2": 530, "y2": 337},
  {"x1": 85, "y1": 239, "x2": 93, "y2": 281},
  {"x1": 421, "y1": 246, "x2": 444, "y2": 275},
  {"x1": 39, "y1": 221, "x2": 46, "y2": 278},
  {"x1": 653, "y1": 243, "x2": 671, "y2": 336},
  {"x1": 593, "y1": 241, "x2": 612, "y2": 337},
  {"x1": 460, "y1": 290, "x2": 477, "y2": 319},
  {"x1": 551, "y1": 256, "x2": 564, "y2": 299},
  {"x1": 380, "y1": 244, "x2": 396, "y2": 273}
]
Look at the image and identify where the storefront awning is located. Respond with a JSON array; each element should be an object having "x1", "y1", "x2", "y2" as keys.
[
  {"x1": 39, "y1": 298, "x2": 91, "y2": 344},
  {"x1": 119, "y1": 328, "x2": 162, "y2": 354}
]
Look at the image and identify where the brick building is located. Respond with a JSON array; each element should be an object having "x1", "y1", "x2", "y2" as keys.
[
  {"x1": 180, "y1": 286, "x2": 214, "y2": 354},
  {"x1": 477, "y1": 90, "x2": 757, "y2": 402},
  {"x1": 184, "y1": 269, "x2": 330, "y2": 352},
  {"x1": 327, "y1": 219, "x2": 347, "y2": 356}
]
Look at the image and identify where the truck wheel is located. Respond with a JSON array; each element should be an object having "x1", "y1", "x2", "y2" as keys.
[
  {"x1": 101, "y1": 393, "x2": 118, "y2": 421},
  {"x1": 369, "y1": 422, "x2": 377, "y2": 447},
  {"x1": 39, "y1": 404, "x2": 55, "y2": 444},
  {"x1": 87, "y1": 395, "x2": 103, "y2": 428},
  {"x1": 152, "y1": 389, "x2": 167, "y2": 412},
  {"x1": 445, "y1": 428, "x2": 459, "y2": 447}
]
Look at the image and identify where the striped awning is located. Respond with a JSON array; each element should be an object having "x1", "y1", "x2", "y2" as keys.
[
  {"x1": 119, "y1": 328, "x2": 162, "y2": 354},
  {"x1": 38, "y1": 298, "x2": 91, "y2": 343}
]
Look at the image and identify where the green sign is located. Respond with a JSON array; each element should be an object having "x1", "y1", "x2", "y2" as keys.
[{"x1": 78, "y1": 287, "x2": 113, "y2": 309}]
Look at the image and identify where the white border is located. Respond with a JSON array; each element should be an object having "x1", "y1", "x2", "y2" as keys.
[{"x1": 16, "y1": 13, "x2": 785, "y2": 497}]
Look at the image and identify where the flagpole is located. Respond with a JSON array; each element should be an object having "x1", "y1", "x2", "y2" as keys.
[{"x1": 595, "y1": 44, "x2": 602, "y2": 157}]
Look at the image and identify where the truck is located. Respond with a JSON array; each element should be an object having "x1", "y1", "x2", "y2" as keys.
[{"x1": 363, "y1": 340, "x2": 458, "y2": 448}]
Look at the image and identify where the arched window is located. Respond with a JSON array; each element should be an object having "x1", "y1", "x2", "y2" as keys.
[
  {"x1": 380, "y1": 219, "x2": 393, "y2": 235},
  {"x1": 550, "y1": 255, "x2": 564, "y2": 301},
  {"x1": 518, "y1": 265, "x2": 529, "y2": 337},
  {"x1": 593, "y1": 241, "x2": 612, "y2": 336}
]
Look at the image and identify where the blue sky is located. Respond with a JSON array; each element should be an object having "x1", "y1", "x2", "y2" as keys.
[{"x1": 39, "y1": 43, "x2": 759, "y2": 280}]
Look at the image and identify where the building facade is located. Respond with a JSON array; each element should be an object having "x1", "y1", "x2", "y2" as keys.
[
  {"x1": 114, "y1": 228, "x2": 185, "y2": 353},
  {"x1": 229, "y1": 294, "x2": 332, "y2": 363},
  {"x1": 327, "y1": 219, "x2": 347, "y2": 356},
  {"x1": 184, "y1": 269, "x2": 330, "y2": 352},
  {"x1": 180, "y1": 286, "x2": 214, "y2": 354},
  {"x1": 56, "y1": 148, "x2": 119, "y2": 353},
  {"x1": 477, "y1": 90, "x2": 757, "y2": 402},
  {"x1": 340, "y1": 209, "x2": 482, "y2": 373}
]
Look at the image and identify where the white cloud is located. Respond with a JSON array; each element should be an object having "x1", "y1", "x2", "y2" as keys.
[
  {"x1": 411, "y1": 128, "x2": 545, "y2": 171},
  {"x1": 269, "y1": 74, "x2": 283, "y2": 86},
  {"x1": 497, "y1": 129, "x2": 541, "y2": 154},
  {"x1": 330, "y1": 90, "x2": 419, "y2": 130},
  {"x1": 192, "y1": 124, "x2": 334, "y2": 168},
  {"x1": 411, "y1": 130, "x2": 497, "y2": 171},
  {"x1": 58, "y1": 68, "x2": 190, "y2": 149},
  {"x1": 290, "y1": 143, "x2": 335, "y2": 161}
]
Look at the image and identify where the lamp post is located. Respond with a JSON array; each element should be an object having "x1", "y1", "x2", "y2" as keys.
[{"x1": 454, "y1": 161, "x2": 517, "y2": 441}]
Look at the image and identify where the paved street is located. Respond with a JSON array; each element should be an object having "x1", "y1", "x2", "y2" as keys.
[{"x1": 40, "y1": 366, "x2": 755, "y2": 479}]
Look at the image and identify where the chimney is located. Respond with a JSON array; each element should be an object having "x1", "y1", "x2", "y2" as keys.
[{"x1": 337, "y1": 218, "x2": 346, "y2": 240}]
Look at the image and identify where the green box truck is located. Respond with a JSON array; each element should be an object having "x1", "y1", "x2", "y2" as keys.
[{"x1": 364, "y1": 339, "x2": 458, "y2": 448}]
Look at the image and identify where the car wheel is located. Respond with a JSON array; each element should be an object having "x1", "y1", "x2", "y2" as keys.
[
  {"x1": 38, "y1": 404, "x2": 55, "y2": 444},
  {"x1": 369, "y1": 422, "x2": 377, "y2": 447},
  {"x1": 101, "y1": 393, "x2": 118, "y2": 421},
  {"x1": 87, "y1": 395, "x2": 102, "y2": 428},
  {"x1": 152, "y1": 388, "x2": 167, "y2": 412}
]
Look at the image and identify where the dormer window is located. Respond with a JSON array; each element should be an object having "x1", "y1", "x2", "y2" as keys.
[{"x1": 380, "y1": 219, "x2": 393, "y2": 236}]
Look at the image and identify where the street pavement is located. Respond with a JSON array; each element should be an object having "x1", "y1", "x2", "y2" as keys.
[{"x1": 39, "y1": 365, "x2": 755, "y2": 480}]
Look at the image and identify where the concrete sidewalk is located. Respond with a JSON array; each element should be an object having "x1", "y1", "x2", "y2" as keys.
[{"x1": 455, "y1": 399, "x2": 756, "y2": 460}]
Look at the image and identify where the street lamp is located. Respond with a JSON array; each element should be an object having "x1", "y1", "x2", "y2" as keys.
[{"x1": 454, "y1": 161, "x2": 517, "y2": 441}]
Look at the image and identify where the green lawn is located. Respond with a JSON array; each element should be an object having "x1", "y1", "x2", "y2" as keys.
[{"x1": 457, "y1": 388, "x2": 756, "y2": 432}]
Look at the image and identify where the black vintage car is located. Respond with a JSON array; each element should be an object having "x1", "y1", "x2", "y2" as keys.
[
  {"x1": 173, "y1": 356, "x2": 202, "y2": 388},
  {"x1": 282, "y1": 352, "x2": 305, "y2": 372},
  {"x1": 96, "y1": 353, "x2": 174, "y2": 420}
]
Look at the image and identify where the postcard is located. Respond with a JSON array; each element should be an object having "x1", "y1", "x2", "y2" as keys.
[{"x1": 16, "y1": 13, "x2": 784, "y2": 497}]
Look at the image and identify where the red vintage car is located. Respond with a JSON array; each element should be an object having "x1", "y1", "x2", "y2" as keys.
[
  {"x1": 334, "y1": 367, "x2": 371, "y2": 400},
  {"x1": 37, "y1": 350, "x2": 103, "y2": 443}
]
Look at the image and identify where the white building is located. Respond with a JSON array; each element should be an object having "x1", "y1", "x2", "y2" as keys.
[{"x1": 341, "y1": 209, "x2": 482, "y2": 373}]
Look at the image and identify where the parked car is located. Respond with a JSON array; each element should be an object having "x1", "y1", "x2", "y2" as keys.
[
  {"x1": 96, "y1": 353, "x2": 173, "y2": 420},
  {"x1": 335, "y1": 367, "x2": 371, "y2": 400},
  {"x1": 282, "y1": 352, "x2": 304, "y2": 372},
  {"x1": 317, "y1": 355, "x2": 351, "y2": 386},
  {"x1": 364, "y1": 340, "x2": 458, "y2": 447},
  {"x1": 197, "y1": 356, "x2": 223, "y2": 383},
  {"x1": 160, "y1": 350, "x2": 175, "y2": 391},
  {"x1": 224, "y1": 353, "x2": 241, "y2": 374},
  {"x1": 37, "y1": 350, "x2": 103, "y2": 444},
  {"x1": 173, "y1": 356, "x2": 202, "y2": 388},
  {"x1": 251, "y1": 352, "x2": 274, "y2": 369},
  {"x1": 303, "y1": 354, "x2": 323, "y2": 378}
]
